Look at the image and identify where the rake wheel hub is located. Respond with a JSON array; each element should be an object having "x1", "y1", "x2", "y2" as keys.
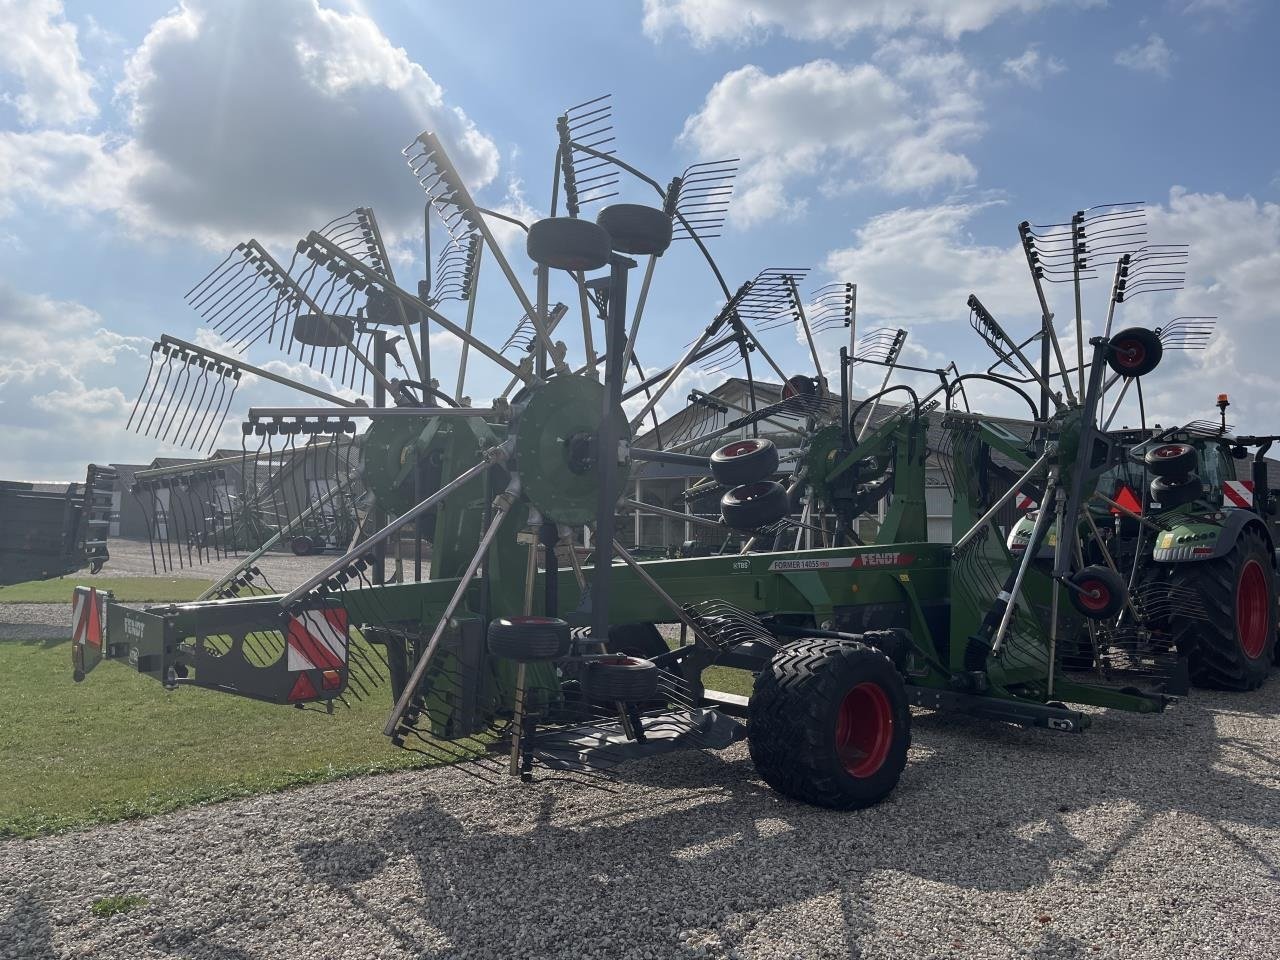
[{"x1": 513, "y1": 375, "x2": 631, "y2": 525}]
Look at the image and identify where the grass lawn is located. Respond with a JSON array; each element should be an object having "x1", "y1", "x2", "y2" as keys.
[
  {"x1": 1, "y1": 606, "x2": 753, "y2": 839},
  {"x1": 0, "y1": 576, "x2": 213, "y2": 604},
  {"x1": 0, "y1": 634, "x2": 433, "y2": 839}
]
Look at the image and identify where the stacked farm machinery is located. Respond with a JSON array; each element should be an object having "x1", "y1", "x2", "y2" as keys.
[{"x1": 69, "y1": 98, "x2": 1278, "y2": 809}]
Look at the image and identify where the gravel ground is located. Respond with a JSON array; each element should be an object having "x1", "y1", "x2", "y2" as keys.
[{"x1": 3, "y1": 684, "x2": 1278, "y2": 959}]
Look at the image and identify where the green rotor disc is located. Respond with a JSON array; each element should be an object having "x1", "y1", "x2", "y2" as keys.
[{"x1": 513, "y1": 375, "x2": 631, "y2": 525}]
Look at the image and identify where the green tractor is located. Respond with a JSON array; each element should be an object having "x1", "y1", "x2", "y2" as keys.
[{"x1": 1011, "y1": 407, "x2": 1280, "y2": 690}]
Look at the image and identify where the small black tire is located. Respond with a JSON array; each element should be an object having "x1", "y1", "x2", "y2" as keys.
[
  {"x1": 1144, "y1": 443, "x2": 1197, "y2": 478},
  {"x1": 607, "y1": 623, "x2": 669, "y2": 660},
  {"x1": 1067, "y1": 565, "x2": 1127, "y2": 620},
  {"x1": 595, "y1": 204, "x2": 673, "y2": 257},
  {"x1": 291, "y1": 536, "x2": 315, "y2": 556},
  {"x1": 709, "y1": 438, "x2": 779, "y2": 487},
  {"x1": 1106, "y1": 327, "x2": 1163, "y2": 378},
  {"x1": 1172, "y1": 526, "x2": 1277, "y2": 690},
  {"x1": 584, "y1": 656, "x2": 660, "y2": 701},
  {"x1": 1150, "y1": 474, "x2": 1202, "y2": 511},
  {"x1": 782, "y1": 374, "x2": 819, "y2": 399},
  {"x1": 487, "y1": 616, "x2": 571, "y2": 661},
  {"x1": 526, "y1": 217, "x2": 612, "y2": 272},
  {"x1": 721, "y1": 481, "x2": 789, "y2": 531},
  {"x1": 293, "y1": 313, "x2": 355, "y2": 348},
  {"x1": 748, "y1": 638, "x2": 910, "y2": 810}
]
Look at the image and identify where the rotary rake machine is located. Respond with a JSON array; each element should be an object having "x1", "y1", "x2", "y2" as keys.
[{"x1": 71, "y1": 99, "x2": 1226, "y2": 808}]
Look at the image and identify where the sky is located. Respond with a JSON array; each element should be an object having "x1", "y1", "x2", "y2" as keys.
[{"x1": 0, "y1": 0, "x2": 1277, "y2": 480}]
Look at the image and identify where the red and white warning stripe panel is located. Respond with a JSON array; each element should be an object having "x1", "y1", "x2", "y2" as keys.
[
  {"x1": 71, "y1": 586, "x2": 103, "y2": 649},
  {"x1": 1016, "y1": 494, "x2": 1038, "y2": 512},
  {"x1": 286, "y1": 608, "x2": 349, "y2": 672},
  {"x1": 1223, "y1": 480, "x2": 1254, "y2": 509}
]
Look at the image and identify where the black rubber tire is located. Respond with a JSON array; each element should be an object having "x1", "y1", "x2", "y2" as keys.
[
  {"x1": 1067, "y1": 565, "x2": 1127, "y2": 620},
  {"x1": 1144, "y1": 443, "x2": 1197, "y2": 478},
  {"x1": 1171, "y1": 527, "x2": 1277, "y2": 690},
  {"x1": 709, "y1": 438, "x2": 779, "y2": 487},
  {"x1": 607, "y1": 623, "x2": 669, "y2": 660},
  {"x1": 290, "y1": 536, "x2": 315, "y2": 557},
  {"x1": 584, "y1": 656, "x2": 660, "y2": 701},
  {"x1": 748, "y1": 638, "x2": 910, "y2": 810},
  {"x1": 1150, "y1": 474, "x2": 1203, "y2": 510},
  {"x1": 782, "y1": 374, "x2": 819, "y2": 399},
  {"x1": 721, "y1": 480, "x2": 789, "y2": 530},
  {"x1": 595, "y1": 204, "x2": 673, "y2": 257},
  {"x1": 1106, "y1": 327, "x2": 1163, "y2": 378},
  {"x1": 526, "y1": 217, "x2": 612, "y2": 272},
  {"x1": 293, "y1": 313, "x2": 355, "y2": 348},
  {"x1": 487, "y1": 616, "x2": 571, "y2": 661}
]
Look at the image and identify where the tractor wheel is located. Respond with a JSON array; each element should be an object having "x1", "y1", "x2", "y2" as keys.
[
  {"x1": 584, "y1": 655, "x2": 660, "y2": 701},
  {"x1": 596, "y1": 204, "x2": 673, "y2": 257},
  {"x1": 1067, "y1": 565, "x2": 1127, "y2": 620},
  {"x1": 487, "y1": 616, "x2": 571, "y2": 661},
  {"x1": 293, "y1": 313, "x2": 355, "y2": 348},
  {"x1": 721, "y1": 480, "x2": 789, "y2": 530},
  {"x1": 1150, "y1": 474, "x2": 1202, "y2": 510},
  {"x1": 1144, "y1": 443, "x2": 1197, "y2": 478},
  {"x1": 1106, "y1": 327, "x2": 1163, "y2": 378},
  {"x1": 748, "y1": 638, "x2": 910, "y2": 810},
  {"x1": 709, "y1": 438, "x2": 779, "y2": 487},
  {"x1": 1172, "y1": 527, "x2": 1276, "y2": 690},
  {"x1": 290, "y1": 536, "x2": 316, "y2": 556},
  {"x1": 607, "y1": 623, "x2": 669, "y2": 660},
  {"x1": 526, "y1": 217, "x2": 612, "y2": 272}
]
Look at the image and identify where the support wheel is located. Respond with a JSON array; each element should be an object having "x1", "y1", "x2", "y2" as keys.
[
  {"x1": 1106, "y1": 327, "x2": 1163, "y2": 378},
  {"x1": 721, "y1": 481, "x2": 789, "y2": 531},
  {"x1": 596, "y1": 204, "x2": 673, "y2": 257},
  {"x1": 1150, "y1": 474, "x2": 1202, "y2": 510},
  {"x1": 1172, "y1": 527, "x2": 1276, "y2": 690},
  {"x1": 748, "y1": 638, "x2": 910, "y2": 810},
  {"x1": 526, "y1": 217, "x2": 612, "y2": 272},
  {"x1": 1144, "y1": 443, "x2": 1197, "y2": 478},
  {"x1": 709, "y1": 438, "x2": 779, "y2": 487},
  {"x1": 585, "y1": 656, "x2": 659, "y2": 701},
  {"x1": 487, "y1": 616, "x2": 571, "y2": 661},
  {"x1": 1067, "y1": 565, "x2": 1126, "y2": 620}
]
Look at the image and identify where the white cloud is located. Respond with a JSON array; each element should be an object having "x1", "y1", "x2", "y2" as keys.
[
  {"x1": 823, "y1": 199, "x2": 1026, "y2": 325},
  {"x1": 1134, "y1": 189, "x2": 1280, "y2": 432},
  {"x1": 0, "y1": 0, "x2": 97, "y2": 126},
  {"x1": 818, "y1": 189, "x2": 1280, "y2": 430},
  {"x1": 0, "y1": 0, "x2": 499, "y2": 247},
  {"x1": 1002, "y1": 44, "x2": 1067, "y2": 87},
  {"x1": 1114, "y1": 34, "x2": 1175, "y2": 78},
  {"x1": 642, "y1": 0, "x2": 1076, "y2": 44},
  {"x1": 680, "y1": 55, "x2": 982, "y2": 226}
]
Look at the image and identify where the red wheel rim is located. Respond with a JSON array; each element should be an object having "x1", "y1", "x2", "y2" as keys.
[
  {"x1": 720, "y1": 440, "x2": 762, "y2": 458},
  {"x1": 1236, "y1": 559, "x2": 1268, "y2": 659},
  {"x1": 1077, "y1": 579, "x2": 1111, "y2": 613},
  {"x1": 1114, "y1": 339, "x2": 1145, "y2": 370},
  {"x1": 835, "y1": 682, "x2": 893, "y2": 778},
  {"x1": 513, "y1": 616, "x2": 557, "y2": 625},
  {"x1": 596, "y1": 655, "x2": 643, "y2": 666},
  {"x1": 1152, "y1": 444, "x2": 1188, "y2": 460}
]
